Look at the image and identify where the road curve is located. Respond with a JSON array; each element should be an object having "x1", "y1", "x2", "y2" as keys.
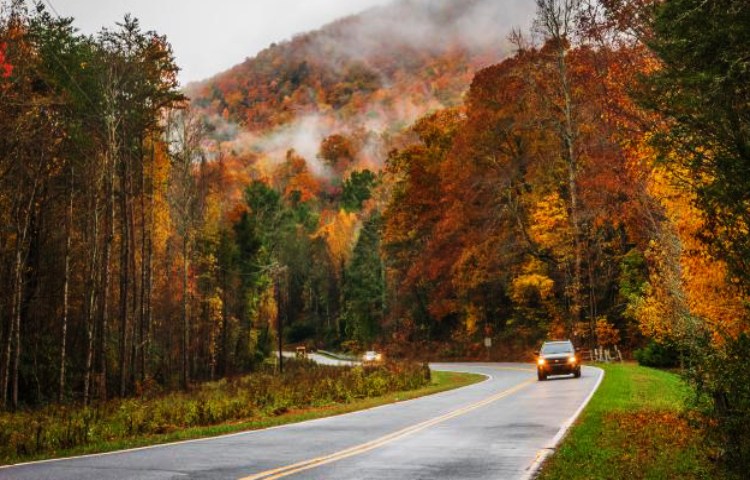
[{"x1": 0, "y1": 363, "x2": 602, "y2": 480}]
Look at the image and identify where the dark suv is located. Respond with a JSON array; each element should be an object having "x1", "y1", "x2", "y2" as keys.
[{"x1": 536, "y1": 340, "x2": 581, "y2": 380}]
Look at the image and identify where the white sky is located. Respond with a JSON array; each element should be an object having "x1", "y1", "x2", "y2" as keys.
[{"x1": 39, "y1": 0, "x2": 395, "y2": 85}]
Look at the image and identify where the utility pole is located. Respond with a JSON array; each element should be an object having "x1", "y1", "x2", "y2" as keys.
[{"x1": 276, "y1": 273, "x2": 283, "y2": 374}]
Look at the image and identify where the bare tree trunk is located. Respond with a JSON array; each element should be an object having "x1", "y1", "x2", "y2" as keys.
[
  {"x1": 99, "y1": 134, "x2": 117, "y2": 402},
  {"x1": 11, "y1": 232, "x2": 25, "y2": 410},
  {"x1": 83, "y1": 195, "x2": 100, "y2": 406},
  {"x1": 59, "y1": 166, "x2": 74, "y2": 402}
]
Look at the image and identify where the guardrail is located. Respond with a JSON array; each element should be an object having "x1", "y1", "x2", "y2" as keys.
[{"x1": 316, "y1": 349, "x2": 358, "y2": 361}]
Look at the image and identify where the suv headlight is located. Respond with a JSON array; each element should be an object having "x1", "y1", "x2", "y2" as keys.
[
  {"x1": 537, "y1": 358, "x2": 546, "y2": 366},
  {"x1": 568, "y1": 356, "x2": 577, "y2": 364}
]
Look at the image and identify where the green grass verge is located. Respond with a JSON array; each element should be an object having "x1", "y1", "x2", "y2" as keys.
[
  {"x1": 538, "y1": 363, "x2": 717, "y2": 480},
  {"x1": 4, "y1": 369, "x2": 482, "y2": 466}
]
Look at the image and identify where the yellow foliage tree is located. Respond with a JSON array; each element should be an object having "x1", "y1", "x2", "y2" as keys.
[
  {"x1": 529, "y1": 192, "x2": 573, "y2": 261},
  {"x1": 314, "y1": 209, "x2": 361, "y2": 274},
  {"x1": 632, "y1": 145, "x2": 748, "y2": 342}
]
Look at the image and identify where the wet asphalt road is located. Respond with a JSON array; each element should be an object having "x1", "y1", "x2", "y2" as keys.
[{"x1": 0, "y1": 363, "x2": 602, "y2": 480}]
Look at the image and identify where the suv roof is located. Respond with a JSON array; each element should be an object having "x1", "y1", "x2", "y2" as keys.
[{"x1": 540, "y1": 340, "x2": 575, "y2": 354}]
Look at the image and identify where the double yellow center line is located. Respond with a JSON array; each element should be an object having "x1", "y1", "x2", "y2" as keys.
[{"x1": 239, "y1": 375, "x2": 535, "y2": 480}]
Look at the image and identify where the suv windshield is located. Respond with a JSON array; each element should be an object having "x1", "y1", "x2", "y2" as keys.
[{"x1": 541, "y1": 343, "x2": 573, "y2": 355}]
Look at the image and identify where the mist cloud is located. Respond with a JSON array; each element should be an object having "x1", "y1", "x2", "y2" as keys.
[
  {"x1": 201, "y1": 0, "x2": 537, "y2": 177},
  {"x1": 308, "y1": 0, "x2": 536, "y2": 71}
]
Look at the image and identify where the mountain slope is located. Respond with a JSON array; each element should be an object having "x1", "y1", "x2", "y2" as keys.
[{"x1": 187, "y1": 0, "x2": 535, "y2": 172}]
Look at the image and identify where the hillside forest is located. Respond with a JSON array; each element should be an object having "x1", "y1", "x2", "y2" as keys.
[{"x1": 1, "y1": 0, "x2": 750, "y2": 466}]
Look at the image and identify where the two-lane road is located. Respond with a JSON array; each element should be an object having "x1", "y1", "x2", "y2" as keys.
[{"x1": 0, "y1": 363, "x2": 602, "y2": 480}]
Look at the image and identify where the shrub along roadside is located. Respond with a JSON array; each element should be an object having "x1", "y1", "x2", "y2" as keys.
[
  {"x1": 538, "y1": 363, "x2": 720, "y2": 480},
  {"x1": 633, "y1": 340, "x2": 682, "y2": 368},
  {"x1": 0, "y1": 360, "x2": 482, "y2": 466}
]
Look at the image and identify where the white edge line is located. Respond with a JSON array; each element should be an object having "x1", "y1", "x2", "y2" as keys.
[
  {"x1": 0, "y1": 364, "x2": 501, "y2": 470},
  {"x1": 521, "y1": 365, "x2": 606, "y2": 480}
]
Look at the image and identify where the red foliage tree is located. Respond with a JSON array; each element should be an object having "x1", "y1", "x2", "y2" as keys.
[{"x1": 0, "y1": 42, "x2": 12, "y2": 78}]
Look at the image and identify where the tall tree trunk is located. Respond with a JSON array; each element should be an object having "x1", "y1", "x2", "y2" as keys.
[
  {"x1": 118, "y1": 158, "x2": 130, "y2": 398},
  {"x1": 181, "y1": 234, "x2": 189, "y2": 390},
  {"x1": 144, "y1": 196, "x2": 153, "y2": 378},
  {"x1": 535, "y1": 0, "x2": 585, "y2": 337},
  {"x1": 128, "y1": 156, "x2": 139, "y2": 390},
  {"x1": 9, "y1": 171, "x2": 41, "y2": 410},
  {"x1": 220, "y1": 267, "x2": 229, "y2": 377},
  {"x1": 559, "y1": 45, "x2": 584, "y2": 337},
  {"x1": 83, "y1": 195, "x2": 100, "y2": 406},
  {"x1": 11, "y1": 232, "x2": 25, "y2": 410},
  {"x1": 59, "y1": 166, "x2": 74, "y2": 402},
  {"x1": 144, "y1": 149, "x2": 155, "y2": 379},
  {"x1": 1, "y1": 253, "x2": 15, "y2": 408},
  {"x1": 139, "y1": 146, "x2": 149, "y2": 383},
  {"x1": 1, "y1": 310, "x2": 12, "y2": 408},
  {"x1": 99, "y1": 140, "x2": 116, "y2": 402}
]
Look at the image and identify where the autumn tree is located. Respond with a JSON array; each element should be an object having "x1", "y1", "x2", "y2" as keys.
[
  {"x1": 319, "y1": 134, "x2": 355, "y2": 174},
  {"x1": 343, "y1": 213, "x2": 385, "y2": 344},
  {"x1": 645, "y1": 0, "x2": 750, "y2": 288},
  {"x1": 341, "y1": 170, "x2": 377, "y2": 212},
  {"x1": 167, "y1": 108, "x2": 203, "y2": 389},
  {"x1": 383, "y1": 109, "x2": 462, "y2": 342},
  {"x1": 639, "y1": 0, "x2": 750, "y2": 471},
  {"x1": 531, "y1": 0, "x2": 587, "y2": 336}
]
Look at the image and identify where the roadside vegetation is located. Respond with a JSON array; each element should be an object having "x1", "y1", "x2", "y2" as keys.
[
  {"x1": 0, "y1": 360, "x2": 481, "y2": 466},
  {"x1": 539, "y1": 363, "x2": 720, "y2": 480}
]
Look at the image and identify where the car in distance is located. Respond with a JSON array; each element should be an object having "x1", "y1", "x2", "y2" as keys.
[
  {"x1": 362, "y1": 350, "x2": 383, "y2": 365},
  {"x1": 536, "y1": 340, "x2": 581, "y2": 381}
]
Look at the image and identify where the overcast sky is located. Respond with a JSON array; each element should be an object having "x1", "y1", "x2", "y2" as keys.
[{"x1": 40, "y1": 0, "x2": 395, "y2": 85}]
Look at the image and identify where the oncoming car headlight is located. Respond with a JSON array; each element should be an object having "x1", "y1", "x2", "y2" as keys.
[
  {"x1": 568, "y1": 356, "x2": 577, "y2": 364},
  {"x1": 537, "y1": 358, "x2": 546, "y2": 366}
]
